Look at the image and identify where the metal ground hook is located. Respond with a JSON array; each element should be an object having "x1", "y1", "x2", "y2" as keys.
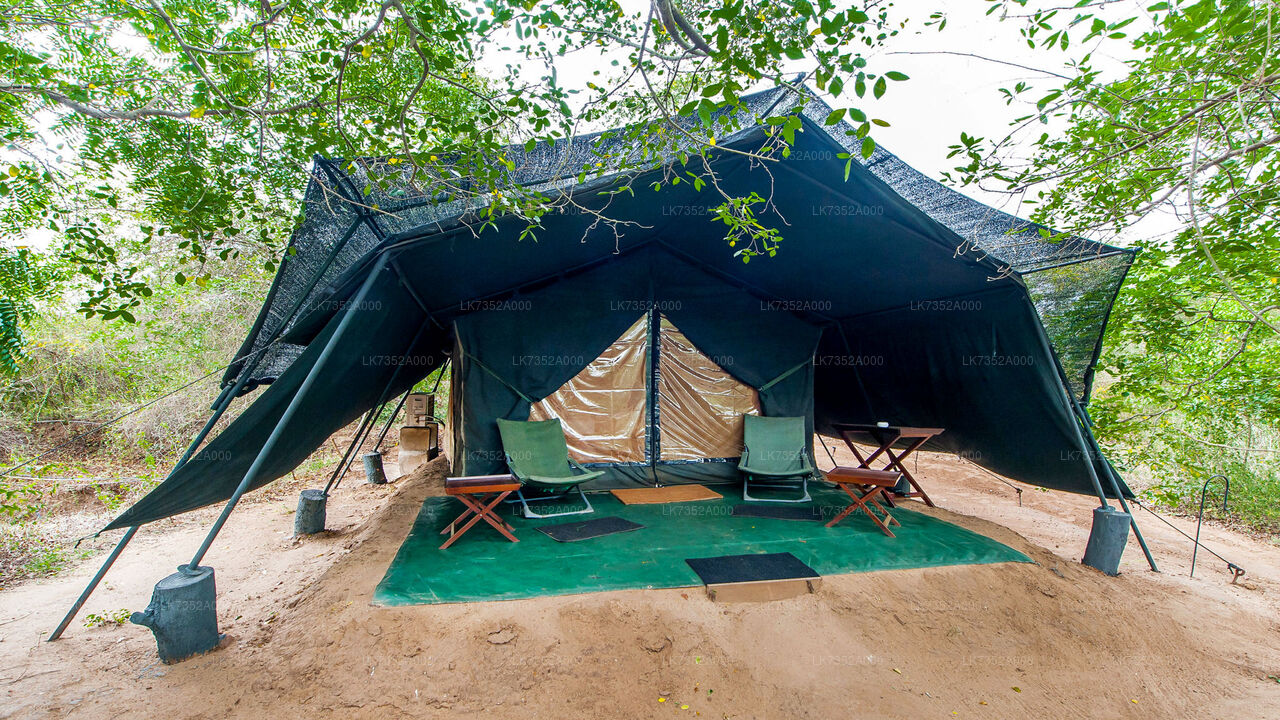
[{"x1": 1191, "y1": 474, "x2": 1229, "y2": 578}]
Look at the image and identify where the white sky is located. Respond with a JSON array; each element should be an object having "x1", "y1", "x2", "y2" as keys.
[{"x1": 480, "y1": 0, "x2": 1154, "y2": 236}]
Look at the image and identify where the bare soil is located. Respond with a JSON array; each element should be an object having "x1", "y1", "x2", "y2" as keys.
[{"x1": 1, "y1": 444, "x2": 1278, "y2": 719}]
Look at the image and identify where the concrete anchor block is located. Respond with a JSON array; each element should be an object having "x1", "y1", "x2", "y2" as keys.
[
  {"x1": 363, "y1": 451, "x2": 387, "y2": 484},
  {"x1": 131, "y1": 566, "x2": 222, "y2": 664},
  {"x1": 1082, "y1": 505, "x2": 1131, "y2": 576},
  {"x1": 294, "y1": 489, "x2": 327, "y2": 535}
]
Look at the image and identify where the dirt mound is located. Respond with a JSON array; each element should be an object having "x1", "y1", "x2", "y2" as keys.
[{"x1": 2, "y1": 454, "x2": 1279, "y2": 718}]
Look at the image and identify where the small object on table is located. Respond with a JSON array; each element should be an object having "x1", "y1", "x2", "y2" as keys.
[
  {"x1": 831, "y1": 423, "x2": 944, "y2": 508},
  {"x1": 822, "y1": 466, "x2": 902, "y2": 537},
  {"x1": 439, "y1": 474, "x2": 521, "y2": 549}
]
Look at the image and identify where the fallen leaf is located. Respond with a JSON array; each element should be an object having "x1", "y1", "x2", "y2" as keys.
[{"x1": 1012, "y1": 686, "x2": 1022, "y2": 693}]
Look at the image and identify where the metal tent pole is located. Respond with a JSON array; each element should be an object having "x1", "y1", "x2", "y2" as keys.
[
  {"x1": 1059, "y1": 387, "x2": 1111, "y2": 508},
  {"x1": 1103, "y1": 461, "x2": 1159, "y2": 572},
  {"x1": 321, "y1": 404, "x2": 384, "y2": 494},
  {"x1": 327, "y1": 320, "x2": 433, "y2": 493},
  {"x1": 52, "y1": 206, "x2": 377, "y2": 638},
  {"x1": 47, "y1": 365, "x2": 253, "y2": 641},
  {"x1": 1032, "y1": 325, "x2": 1112, "y2": 509},
  {"x1": 1067, "y1": 395, "x2": 1160, "y2": 572},
  {"x1": 46, "y1": 527, "x2": 138, "y2": 642},
  {"x1": 183, "y1": 254, "x2": 391, "y2": 573},
  {"x1": 371, "y1": 358, "x2": 449, "y2": 452},
  {"x1": 372, "y1": 391, "x2": 411, "y2": 451},
  {"x1": 1043, "y1": 333, "x2": 1157, "y2": 572}
]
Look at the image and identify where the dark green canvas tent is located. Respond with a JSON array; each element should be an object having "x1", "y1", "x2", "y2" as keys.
[{"x1": 104, "y1": 85, "x2": 1136, "y2": 533}]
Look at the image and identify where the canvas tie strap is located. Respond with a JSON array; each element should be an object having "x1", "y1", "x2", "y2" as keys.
[
  {"x1": 758, "y1": 357, "x2": 811, "y2": 393},
  {"x1": 460, "y1": 346, "x2": 535, "y2": 403}
]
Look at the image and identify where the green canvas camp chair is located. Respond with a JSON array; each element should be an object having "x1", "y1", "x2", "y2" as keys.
[
  {"x1": 496, "y1": 418, "x2": 603, "y2": 518},
  {"x1": 739, "y1": 414, "x2": 816, "y2": 503}
]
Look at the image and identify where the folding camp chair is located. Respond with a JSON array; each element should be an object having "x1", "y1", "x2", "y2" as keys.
[
  {"x1": 738, "y1": 415, "x2": 817, "y2": 503},
  {"x1": 496, "y1": 418, "x2": 603, "y2": 519}
]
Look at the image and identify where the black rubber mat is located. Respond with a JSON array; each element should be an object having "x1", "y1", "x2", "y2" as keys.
[
  {"x1": 536, "y1": 516, "x2": 644, "y2": 543},
  {"x1": 731, "y1": 504, "x2": 822, "y2": 522},
  {"x1": 684, "y1": 552, "x2": 820, "y2": 585}
]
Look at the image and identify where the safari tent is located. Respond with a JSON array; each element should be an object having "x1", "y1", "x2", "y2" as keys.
[{"x1": 103, "y1": 84, "x2": 1137, "y2": 534}]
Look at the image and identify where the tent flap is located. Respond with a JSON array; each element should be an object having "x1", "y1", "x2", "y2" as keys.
[{"x1": 105, "y1": 274, "x2": 442, "y2": 530}]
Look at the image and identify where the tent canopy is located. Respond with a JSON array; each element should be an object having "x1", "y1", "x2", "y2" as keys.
[{"x1": 105, "y1": 85, "x2": 1133, "y2": 531}]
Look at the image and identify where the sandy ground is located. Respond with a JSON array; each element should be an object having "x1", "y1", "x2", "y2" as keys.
[{"x1": 2, "y1": 442, "x2": 1279, "y2": 719}]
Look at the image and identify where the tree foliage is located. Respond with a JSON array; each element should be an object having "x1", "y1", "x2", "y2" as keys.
[
  {"x1": 949, "y1": 0, "x2": 1280, "y2": 523},
  {"x1": 0, "y1": 0, "x2": 917, "y2": 373},
  {"x1": 0, "y1": 247, "x2": 61, "y2": 374}
]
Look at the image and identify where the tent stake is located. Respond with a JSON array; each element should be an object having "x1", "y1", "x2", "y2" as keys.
[{"x1": 183, "y1": 254, "x2": 391, "y2": 573}]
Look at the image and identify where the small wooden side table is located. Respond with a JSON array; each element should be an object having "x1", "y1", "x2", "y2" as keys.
[
  {"x1": 439, "y1": 474, "x2": 521, "y2": 549},
  {"x1": 822, "y1": 466, "x2": 902, "y2": 537}
]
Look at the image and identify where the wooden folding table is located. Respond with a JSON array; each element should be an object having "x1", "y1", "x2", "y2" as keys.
[
  {"x1": 831, "y1": 424, "x2": 944, "y2": 508},
  {"x1": 439, "y1": 474, "x2": 521, "y2": 549}
]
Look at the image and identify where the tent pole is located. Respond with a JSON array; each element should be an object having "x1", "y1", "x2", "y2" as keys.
[
  {"x1": 182, "y1": 254, "x2": 391, "y2": 573},
  {"x1": 1066, "y1": 395, "x2": 1160, "y2": 572},
  {"x1": 327, "y1": 320, "x2": 433, "y2": 494},
  {"x1": 322, "y1": 404, "x2": 384, "y2": 494},
  {"x1": 46, "y1": 364, "x2": 253, "y2": 641},
  {"x1": 1040, "y1": 329, "x2": 1159, "y2": 571},
  {"x1": 59, "y1": 210, "x2": 378, "y2": 630},
  {"x1": 1064, "y1": 400, "x2": 1110, "y2": 508},
  {"x1": 46, "y1": 526, "x2": 137, "y2": 642},
  {"x1": 373, "y1": 391, "x2": 410, "y2": 451},
  {"x1": 224, "y1": 216, "x2": 364, "y2": 384},
  {"x1": 1026, "y1": 301, "x2": 1111, "y2": 509},
  {"x1": 1103, "y1": 462, "x2": 1159, "y2": 572}
]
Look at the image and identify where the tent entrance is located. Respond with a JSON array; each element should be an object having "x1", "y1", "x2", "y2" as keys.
[{"x1": 528, "y1": 310, "x2": 761, "y2": 476}]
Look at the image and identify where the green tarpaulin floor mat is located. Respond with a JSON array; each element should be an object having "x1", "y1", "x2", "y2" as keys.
[{"x1": 373, "y1": 485, "x2": 1032, "y2": 605}]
